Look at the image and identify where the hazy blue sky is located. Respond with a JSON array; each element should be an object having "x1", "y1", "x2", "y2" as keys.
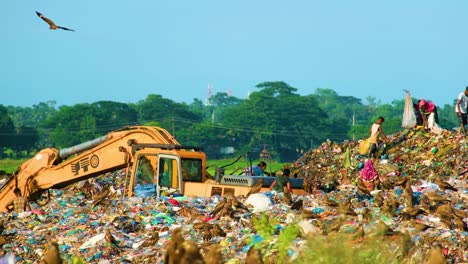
[{"x1": 2, "y1": 0, "x2": 467, "y2": 107}]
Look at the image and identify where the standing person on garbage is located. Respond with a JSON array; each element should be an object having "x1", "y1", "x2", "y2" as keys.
[
  {"x1": 269, "y1": 168, "x2": 292, "y2": 193},
  {"x1": 368, "y1": 116, "x2": 388, "y2": 158},
  {"x1": 5, "y1": 188, "x2": 31, "y2": 213},
  {"x1": 455, "y1": 86, "x2": 468, "y2": 134}
]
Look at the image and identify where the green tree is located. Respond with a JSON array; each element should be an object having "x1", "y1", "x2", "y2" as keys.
[
  {"x1": 133, "y1": 94, "x2": 202, "y2": 136},
  {"x1": 0, "y1": 105, "x2": 16, "y2": 157},
  {"x1": 12, "y1": 126, "x2": 39, "y2": 156},
  {"x1": 313, "y1": 88, "x2": 362, "y2": 142},
  {"x1": 42, "y1": 104, "x2": 97, "y2": 147},
  {"x1": 215, "y1": 82, "x2": 330, "y2": 161},
  {"x1": 91, "y1": 101, "x2": 138, "y2": 132}
]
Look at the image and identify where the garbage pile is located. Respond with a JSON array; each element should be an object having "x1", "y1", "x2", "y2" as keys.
[{"x1": 0, "y1": 129, "x2": 466, "y2": 263}]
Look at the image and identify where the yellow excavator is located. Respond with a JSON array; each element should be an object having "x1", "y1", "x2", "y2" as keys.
[{"x1": 0, "y1": 126, "x2": 304, "y2": 212}]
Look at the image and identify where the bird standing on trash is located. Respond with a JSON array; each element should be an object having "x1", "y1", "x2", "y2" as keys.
[
  {"x1": 291, "y1": 199, "x2": 303, "y2": 211},
  {"x1": 164, "y1": 228, "x2": 185, "y2": 264},
  {"x1": 411, "y1": 220, "x2": 433, "y2": 232},
  {"x1": 141, "y1": 232, "x2": 159, "y2": 247},
  {"x1": 39, "y1": 241, "x2": 63, "y2": 264},
  {"x1": 352, "y1": 223, "x2": 365, "y2": 240},
  {"x1": 361, "y1": 207, "x2": 372, "y2": 223},
  {"x1": 35, "y1": 11, "x2": 75, "y2": 31},
  {"x1": 105, "y1": 229, "x2": 121, "y2": 255},
  {"x1": 398, "y1": 230, "x2": 413, "y2": 259},
  {"x1": 323, "y1": 194, "x2": 338, "y2": 207},
  {"x1": 282, "y1": 186, "x2": 292, "y2": 205},
  {"x1": 203, "y1": 244, "x2": 223, "y2": 264},
  {"x1": 246, "y1": 178, "x2": 264, "y2": 197},
  {"x1": 246, "y1": 247, "x2": 264, "y2": 264},
  {"x1": 210, "y1": 198, "x2": 226, "y2": 217},
  {"x1": 357, "y1": 178, "x2": 371, "y2": 197},
  {"x1": 325, "y1": 216, "x2": 343, "y2": 234},
  {"x1": 300, "y1": 210, "x2": 321, "y2": 220},
  {"x1": 373, "y1": 221, "x2": 399, "y2": 236},
  {"x1": 435, "y1": 176, "x2": 458, "y2": 192},
  {"x1": 339, "y1": 198, "x2": 356, "y2": 216},
  {"x1": 373, "y1": 192, "x2": 383, "y2": 207},
  {"x1": 425, "y1": 246, "x2": 447, "y2": 264},
  {"x1": 402, "y1": 180, "x2": 413, "y2": 207},
  {"x1": 91, "y1": 185, "x2": 110, "y2": 208},
  {"x1": 434, "y1": 204, "x2": 454, "y2": 228},
  {"x1": 180, "y1": 240, "x2": 205, "y2": 264}
]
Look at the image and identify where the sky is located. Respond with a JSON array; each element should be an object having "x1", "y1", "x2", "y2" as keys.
[{"x1": 2, "y1": 0, "x2": 468, "y2": 108}]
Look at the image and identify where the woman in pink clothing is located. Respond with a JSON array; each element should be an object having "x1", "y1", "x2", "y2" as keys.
[{"x1": 417, "y1": 99, "x2": 439, "y2": 127}]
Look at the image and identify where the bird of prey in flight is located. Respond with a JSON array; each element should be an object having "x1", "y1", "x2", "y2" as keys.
[{"x1": 35, "y1": 11, "x2": 75, "y2": 32}]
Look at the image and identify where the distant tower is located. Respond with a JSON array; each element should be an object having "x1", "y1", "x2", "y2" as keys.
[
  {"x1": 227, "y1": 89, "x2": 233, "y2": 97},
  {"x1": 205, "y1": 82, "x2": 213, "y2": 106}
]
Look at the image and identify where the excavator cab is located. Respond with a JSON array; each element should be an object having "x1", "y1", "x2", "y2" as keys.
[{"x1": 132, "y1": 153, "x2": 183, "y2": 198}]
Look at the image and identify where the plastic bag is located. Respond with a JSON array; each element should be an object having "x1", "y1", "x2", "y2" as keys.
[
  {"x1": 401, "y1": 90, "x2": 417, "y2": 128},
  {"x1": 428, "y1": 112, "x2": 443, "y2": 134},
  {"x1": 358, "y1": 138, "x2": 371, "y2": 155},
  {"x1": 343, "y1": 147, "x2": 351, "y2": 168}
]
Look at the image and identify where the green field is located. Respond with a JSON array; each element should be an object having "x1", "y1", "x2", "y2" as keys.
[
  {"x1": 206, "y1": 157, "x2": 285, "y2": 176},
  {"x1": 0, "y1": 159, "x2": 26, "y2": 174},
  {"x1": 0, "y1": 158, "x2": 285, "y2": 176}
]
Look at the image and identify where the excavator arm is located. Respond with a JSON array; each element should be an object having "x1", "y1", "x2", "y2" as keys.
[{"x1": 0, "y1": 126, "x2": 201, "y2": 213}]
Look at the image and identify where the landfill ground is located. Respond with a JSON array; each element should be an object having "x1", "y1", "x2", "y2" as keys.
[{"x1": 0, "y1": 128, "x2": 467, "y2": 263}]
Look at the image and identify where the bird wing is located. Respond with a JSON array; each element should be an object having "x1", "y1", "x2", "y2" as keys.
[
  {"x1": 36, "y1": 11, "x2": 57, "y2": 27},
  {"x1": 57, "y1": 26, "x2": 75, "y2": 32}
]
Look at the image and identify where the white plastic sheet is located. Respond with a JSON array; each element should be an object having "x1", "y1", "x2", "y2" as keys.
[{"x1": 402, "y1": 90, "x2": 417, "y2": 128}]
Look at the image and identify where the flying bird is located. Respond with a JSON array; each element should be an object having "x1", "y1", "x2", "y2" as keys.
[{"x1": 36, "y1": 11, "x2": 75, "y2": 31}]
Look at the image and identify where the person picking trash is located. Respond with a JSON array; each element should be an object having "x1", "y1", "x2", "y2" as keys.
[
  {"x1": 368, "y1": 116, "x2": 388, "y2": 159},
  {"x1": 269, "y1": 168, "x2": 292, "y2": 193}
]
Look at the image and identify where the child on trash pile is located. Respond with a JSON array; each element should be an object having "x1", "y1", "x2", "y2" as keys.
[
  {"x1": 269, "y1": 168, "x2": 292, "y2": 193},
  {"x1": 368, "y1": 116, "x2": 388, "y2": 159}
]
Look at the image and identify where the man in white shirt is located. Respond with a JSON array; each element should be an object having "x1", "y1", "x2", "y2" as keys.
[{"x1": 455, "y1": 86, "x2": 468, "y2": 134}]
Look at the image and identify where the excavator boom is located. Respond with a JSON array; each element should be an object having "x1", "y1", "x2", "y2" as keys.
[{"x1": 0, "y1": 126, "x2": 205, "y2": 212}]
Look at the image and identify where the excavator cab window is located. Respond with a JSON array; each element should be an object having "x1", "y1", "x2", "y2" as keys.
[
  {"x1": 134, "y1": 155, "x2": 158, "y2": 198},
  {"x1": 158, "y1": 157, "x2": 178, "y2": 188},
  {"x1": 157, "y1": 155, "x2": 181, "y2": 196},
  {"x1": 181, "y1": 158, "x2": 202, "y2": 182},
  {"x1": 133, "y1": 154, "x2": 181, "y2": 198}
]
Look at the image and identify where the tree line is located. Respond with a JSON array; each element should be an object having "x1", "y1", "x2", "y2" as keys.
[{"x1": 0, "y1": 82, "x2": 460, "y2": 161}]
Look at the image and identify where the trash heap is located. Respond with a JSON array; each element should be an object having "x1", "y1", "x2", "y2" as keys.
[{"x1": 0, "y1": 129, "x2": 467, "y2": 263}]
